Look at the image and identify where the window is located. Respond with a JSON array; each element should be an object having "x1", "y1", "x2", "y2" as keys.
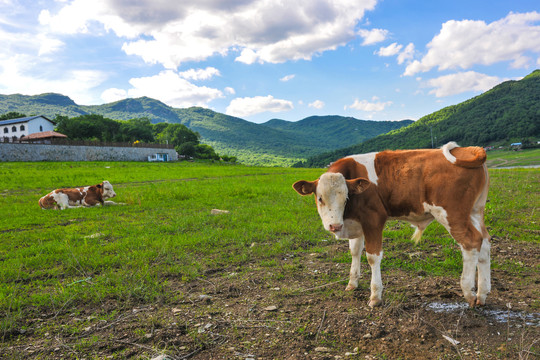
[
  {"x1": 40, "y1": 125, "x2": 43, "y2": 131},
  {"x1": 12, "y1": 126, "x2": 16, "y2": 132},
  {"x1": 20, "y1": 125, "x2": 25, "y2": 131},
  {"x1": 3, "y1": 128, "x2": 7, "y2": 134}
]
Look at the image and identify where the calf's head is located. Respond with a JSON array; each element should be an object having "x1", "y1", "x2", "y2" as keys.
[
  {"x1": 99, "y1": 180, "x2": 116, "y2": 200},
  {"x1": 293, "y1": 173, "x2": 370, "y2": 238}
]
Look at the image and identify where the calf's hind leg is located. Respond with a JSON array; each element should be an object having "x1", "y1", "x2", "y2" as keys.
[{"x1": 453, "y1": 222, "x2": 487, "y2": 307}]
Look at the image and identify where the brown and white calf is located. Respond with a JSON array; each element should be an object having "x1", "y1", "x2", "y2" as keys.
[
  {"x1": 293, "y1": 142, "x2": 490, "y2": 307},
  {"x1": 39, "y1": 181, "x2": 117, "y2": 210}
]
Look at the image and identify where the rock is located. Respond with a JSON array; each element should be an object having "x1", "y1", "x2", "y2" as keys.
[
  {"x1": 150, "y1": 356, "x2": 169, "y2": 360},
  {"x1": 363, "y1": 333, "x2": 372, "y2": 339},
  {"x1": 315, "y1": 347, "x2": 330, "y2": 352},
  {"x1": 211, "y1": 209, "x2": 229, "y2": 215},
  {"x1": 84, "y1": 233, "x2": 104, "y2": 239},
  {"x1": 264, "y1": 305, "x2": 278, "y2": 311},
  {"x1": 198, "y1": 294, "x2": 212, "y2": 303}
]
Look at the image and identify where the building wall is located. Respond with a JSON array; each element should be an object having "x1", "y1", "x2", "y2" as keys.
[
  {"x1": 27, "y1": 117, "x2": 55, "y2": 134},
  {"x1": 0, "y1": 117, "x2": 55, "y2": 139},
  {"x1": 1, "y1": 123, "x2": 27, "y2": 138},
  {"x1": 0, "y1": 143, "x2": 178, "y2": 162}
]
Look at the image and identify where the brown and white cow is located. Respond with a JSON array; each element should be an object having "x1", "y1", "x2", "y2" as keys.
[
  {"x1": 293, "y1": 142, "x2": 490, "y2": 307},
  {"x1": 39, "y1": 181, "x2": 117, "y2": 210}
]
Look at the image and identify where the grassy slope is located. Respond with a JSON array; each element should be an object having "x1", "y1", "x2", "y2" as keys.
[{"x1": 1, "y1": 160, "x2": 538, "y2": 338}]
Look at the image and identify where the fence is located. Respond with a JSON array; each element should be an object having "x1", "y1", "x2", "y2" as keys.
[{"x1": 0, "y1": 136, "x2": 174, "y2": 149}]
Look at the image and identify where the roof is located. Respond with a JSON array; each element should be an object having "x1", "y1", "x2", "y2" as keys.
[
  {"x1": 0, "y1": 115, "x2": 56, "y2": 126},
  {"x1": 20, "y1": 131, "x2": 67, "y2": 140}
]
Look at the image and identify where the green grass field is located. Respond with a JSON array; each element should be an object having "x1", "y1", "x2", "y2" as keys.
[
  {"x1": 486, "y1": 148, "x2": 540, "y2": 168},
  {"x1": 1, "y1": 161, "x2": 539, "y2": 347}
]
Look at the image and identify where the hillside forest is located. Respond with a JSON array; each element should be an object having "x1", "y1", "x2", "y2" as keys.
[{"x1": 296, "y1": 70, "x2": 540, "y2": 167}]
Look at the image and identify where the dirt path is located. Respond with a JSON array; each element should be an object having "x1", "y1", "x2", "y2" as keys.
[{"x1": 3, "y1": 236, "x2": 539, "y2": 359}]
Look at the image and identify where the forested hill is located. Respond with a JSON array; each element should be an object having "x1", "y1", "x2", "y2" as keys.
[
  {"x1": 262, "y1": 116, "x2": 412, "y2": 152},
  {"x1": 297, "y1": 69, "x2": 540, "y2": 168},
  {"x1": 0, "y1": 94, "x2": 411, "y2": 166}
]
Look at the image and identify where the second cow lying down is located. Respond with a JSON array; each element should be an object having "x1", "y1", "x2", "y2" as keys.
[
  {"x1": 293, "y1": 142, "x2": 491, "y2": 308},
  {"x1": 39, "y1": 181, "x2": 117, "y2": 210}
]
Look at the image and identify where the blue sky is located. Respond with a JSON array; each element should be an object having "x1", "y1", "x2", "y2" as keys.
[{"x1": 1, "y1": 1, "x2": 539, "y2": 124}]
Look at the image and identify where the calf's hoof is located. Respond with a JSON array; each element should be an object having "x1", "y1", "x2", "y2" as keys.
[
  {"x1": 345, "y1": 283, "x2": 357, "y2": 291},
  {"x1": 476, "y1": 296, "x2": 487, "y2": 306},
  {"x1": 466, "y1": 296, "x2": 477, "y2": 308},
  {"x1": 368, "y1": 298, "x2": 382, "y2": 308}
]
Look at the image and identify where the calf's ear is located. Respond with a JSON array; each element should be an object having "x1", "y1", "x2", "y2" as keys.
[
  {"x1": 97, "y1": 184, "x2": 102, "y2": 189},
  {"x1": 293, "y1": 180, "x2": 317, "y2": 196},
  {"x1": 346, "y1": 177, "x2": 370, "y2": 194}
]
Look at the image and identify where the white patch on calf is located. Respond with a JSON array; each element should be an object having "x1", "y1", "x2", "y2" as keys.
[
  {"x1": 316, "y1": 173, "x2": 348, "y2": 235},
  {"x1": 52, "y1": 192, "x2": 70, "y2": 210},
  {"x1": 441, "y1": 142, "x2": 459, "y2": 164},
  {"x1": 367, "y1": 251, "x2": 383, "y2": 307},
  {"x1": 346, "y1": 236, "x2": 365, "y2": 291},
  {"x1": 423, "y1": 202, "x2": 451, "y2": 233},
  {"x1": 347, "y1": 152, "x2": 379, "y2": 185},
  {"x1": 102, "y1": 180, "x2": 116, "y2": 200},
  {"x1": 459, "y1": 245, "x2": 479, "y2": 306},
  {"x1": 476, "y1": 238, "x2": 491, "y2": 305}
]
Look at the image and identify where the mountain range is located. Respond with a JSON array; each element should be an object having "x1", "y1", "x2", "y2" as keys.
[
  {"x1": 0, "y1": 93, "x2": 411, "y2": 166},
  {"x1": 297, "y1": 70, "x2": 540, "y2": 167},
  {"x1": 3, "y1": 69, "x2": 538, "y2": 167}
]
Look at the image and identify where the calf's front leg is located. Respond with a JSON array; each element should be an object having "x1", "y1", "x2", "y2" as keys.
[{"x1": 345, "y1": 237, "x2": 364, "y2": 291}]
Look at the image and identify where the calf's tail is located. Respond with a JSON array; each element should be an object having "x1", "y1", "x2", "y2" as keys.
[{"x1": 442, "y1": 142, "x2": 487, "y2": 168}]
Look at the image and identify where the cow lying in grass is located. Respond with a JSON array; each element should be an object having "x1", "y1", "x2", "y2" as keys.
[
  {"x1": 39, "y1": 181, "x2": 117, "y2": 210},
  {"x1": 293, "y1": 142, "x2": 491, "y2": 307}
]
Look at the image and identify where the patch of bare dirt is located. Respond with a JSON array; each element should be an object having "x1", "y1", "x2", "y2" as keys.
[{"x1": 2, "y1": 236, "x2": 539, "y2": 359}]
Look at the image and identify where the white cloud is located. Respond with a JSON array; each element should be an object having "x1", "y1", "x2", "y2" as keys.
[
  {"x1": 376, "y1": 42, "x2": 402, "y2": 57},
  {"x1": 0, "y1": 54, "x2": 107, "y2": 104},
  {"x1": 397, "y1": 43, "x2": 415, "y2": 64},
  {"x1": 224, "y1": 87, "x2": 236, "y2": 95},
  {"x1": 404, "y1": 11, "x2": 540, "y2": 76},
  {"x1": 308, "y1": 100, "x2": 325, "y2": 109},
  {"x1": 376, "y1": 42, "x2": 415, "y2": 64},
  {"x1": 101, "y1": 88, "x2": 127, "y2": 103},
  {"x1": 425, "y1": 71, "x2": 505, "y2": 97},
  {"x1": 280, "y1": 74, "x2": 295, "y2": 82},
  {"x1": 346, "y1": 97, "x2": 392, "y2": 112},
  {"x1": 358, "y1": 28, "x2": 388, "y2": 45},
  {"x1": 106, "y1": 70, "x2": 224, "y2": 108},
  {"x1": 226, "y1": 95, "x2": 294, "y2": 118},
  {"x1": 101, "y1": 70, "x2": 226, "y2": 106},
  {"x1": 41, "y1": 0, "x2": 379, "y2": 67},
  {"x1": 179, "y1": 67, "x2": 221, "y2": 81}
]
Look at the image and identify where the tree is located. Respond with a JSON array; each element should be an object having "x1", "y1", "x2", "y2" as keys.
[
  {"x1": 55, "y1": 114, "x2": 120, "y2": 141},
  {"x1": 194, "y1": 144, "x2": 220, "y2": 160},
  {"x1": 156, "y1": 123, "x2": 200, "y2": 147},
  {"x1": 0, "y1": 112, "x2": 26, "y2": 120},
  {"x1": 176, "y1": 141, "x2": 197, "y2": 158},
  {"x1": 117, "y1": 118, "x2": 154, "y2": 142}
]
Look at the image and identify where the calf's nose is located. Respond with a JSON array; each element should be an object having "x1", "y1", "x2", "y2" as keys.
[{"x1": 329, "y1": 223, "x2": 343, "y2": 232}]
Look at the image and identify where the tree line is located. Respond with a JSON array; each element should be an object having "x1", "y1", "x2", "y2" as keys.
[{"x1": 1, "y1": 112, "x2": 236, "y2": 162}]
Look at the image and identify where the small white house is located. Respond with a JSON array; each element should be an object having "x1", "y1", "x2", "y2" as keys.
[
  {"x1": 0, "y1": 115, "x2": 56, "y2": 141},
  {"x1": 148, "y1": 153, "x2": 170, "y2": 162}
]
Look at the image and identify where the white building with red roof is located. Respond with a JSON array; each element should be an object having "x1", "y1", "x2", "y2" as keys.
[{"x1": 0, "y1": 115, "x2": 65, "y2": 142}]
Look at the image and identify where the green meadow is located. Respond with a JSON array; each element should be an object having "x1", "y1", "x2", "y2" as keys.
[{"x1": 1, "y1": 161, "x2": 539, "y2": 339}]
